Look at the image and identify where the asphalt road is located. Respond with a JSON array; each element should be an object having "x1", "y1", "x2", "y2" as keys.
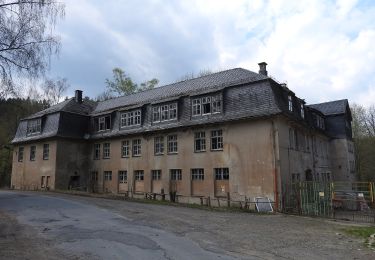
[{"x1": 1, "y1": 190, "x2": 375, "y2": 260}]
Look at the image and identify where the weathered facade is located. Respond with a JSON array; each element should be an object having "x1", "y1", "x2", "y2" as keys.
[{"x1": 11, "y1": 63, "x2": 356, "y2": 208}]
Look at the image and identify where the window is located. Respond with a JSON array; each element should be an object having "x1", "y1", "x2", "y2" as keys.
[
  {"x1": 215, "y1": 168, "x2": 229, "y2": 180},
  {"x1": 153, "y1": 103, "x2": 178, "y2": 122},
  {"x1": 119, "y1": 171, "x2": 127, "y2": 183},
  {"x1": 167, "y1": 135, "x2": 178, "y2": 154},
  {"x1": 27, "y1": 118, "x2": 41, "y2": 135},
  {"x1": 134, "y1": 170, "x2": 144, "y2": 181},
  {"x1": 132, "y1": 139, "x2": 141, "y2": 156},
  {"x1": 94, "y1": 144, "x2": 100, "y2": 160},
  {"x1": 103, "y1": 143, "x2": 110, "y2": 159},
  {"x1": 194, "y1": 132, "x2": 206, "y2": 152},
  {"x1": 315, "y1": 115, "x2": 325, "y2": 129},
  {"x1": 191, "y1": 168, "x2": 204, "y2": 180},
  {"x1": 152, "y1": 170, "x2": 162, "y2": 180},
  {"x1": 120, "y1": 109, "x2": 141, "y2": 127},
  {"x1": 96, "y1": 115, "x2": 111, "y2": 132},
  {"x1": 104, "y1": 171, "x2": 112, "y2": 181},
  {"x1": 291, "y1": 173, "x2": 300, "y2": 182},
  {"x1": 349, "y1": 161, "x2": 355, "y2": 174},
  {"x1": 211, "y1": 130, "x2": 223, "y2": 150},
  {"x1": 192, "y1": 98, "x2": 201, "y2": 116},
  {"x1": 192, "y1": 94, "x2": 222, "y2": 116},
  {"x1": 43, "y1": 144, "x2": 49, "y2": 160},
  {"x1": 170, "y1": 169, "x2": 182, "y2": 180},
  {"x1": 288, "y1": 95, "x2": 293, "y2": 111},
  {"x1": 91, "y1": 171, "x2": 98, "y2": 181},
  {"x1": 18, "y1": 147, "x2": 24, "y2": 162},
  {"x1": 121, "y1": 140, "x2": 130, "y2": 157},
  {"x1": 154, "y1": 136, "x2": 164, "y2": 155},
  {"x1": 300, "y1": 104, "x2": 304, "y2": 118},
  {"x1": 30, "y1": 146, "x2": 36, "y2": 161},
  {"x1": 202, "y1": 97, "x2": 211, "y2": 114}
]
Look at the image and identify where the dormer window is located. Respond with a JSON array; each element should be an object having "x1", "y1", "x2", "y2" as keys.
[
  {"x1": 152, "y1": 103, "x2": 177, "y2": 123},
  {"x1": 120, "y1": 109, "x2": 141, "y2": 128},
  {"x1": 27, "y1": 118, "x2": 41, "y2": 135},
  {"x1": 192, "y1": 94, "x2": 222, "y2": 116},
  {"x1": 288, "y1": 95, "x2": 293, "y2": 112},
  {"x1": 300, "y1": 104, "x2": 304, "y2": 118},
  {"x1": 95, "y1": 115, "x2": 111, "y2": 132},
  {"x1": 315, "y1": 115, "x2": 325, "y2": 130}
]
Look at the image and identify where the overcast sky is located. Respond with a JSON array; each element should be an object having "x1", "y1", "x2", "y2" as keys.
[{"x1": 49, "y1": 0, "x2": 375, "y2": 105}]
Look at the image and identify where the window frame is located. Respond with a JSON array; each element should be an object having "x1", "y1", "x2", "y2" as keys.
[
  {"x1": 103, "y1": 143, "x2": 110, "y2": 159},
  {"x1": 191, "y1": 168, "x2": 204, "y2": 180},
  {"x1": 167, "y1": 134, "x2": 178, "y2": 154},
  {"x1": 288, "y1": 95, "x2": 293, "y2": 112},
  {"x1": 118, "y1": 170, "x2": 127, "y2": 183},
  {"x1": 194, "y1": 131, "x2": 206, "y2": 152},
  {"x1": 170, "y1": 169, "x2": 182, "y2": 180},
  {"x1": 26, "y1": 118, "x2": 42, "y2": 136},
  {"x1": 97, "y1": 115, "x2": 111, "y2": 132},
  {"x1": 18, "y1": 146, "x2": 24, "y2": 162},
  {"x1": 94, "y1": 143, "x2": 101, "y2": 160},
  {"x1": 121, "y1": 140, "x2": 130, "y2": 158},
  {"x1": 42, "y1": 144, "x2": 49, "y2": 160},
  {"x1": 120, "y1": 109, "x2": 142, "y2": 128},
  {"x1": 30, "y1": 145, "x2": 36, "y2": 161},
  {"x1": 151, "y1": 170, "x2": 162, "y2": 180},
  {"x1": 154, "y1": 136, "x2": 164, "y2": 155},
  {"x1": 215, "y1": 168, "x2": 229, "y2": 180},
  {"x1": 132, "y1": 139, "x2": 141, "y2": 157},
  {"x1": 104, "y1": 171, "x2": 112, "y2": 181},
  {"x1": 211, "y1": 130, "x2": 223, "y2": 151},
  {"x1": 134, "y1": 170, "x2": 144, "y2": 181}
]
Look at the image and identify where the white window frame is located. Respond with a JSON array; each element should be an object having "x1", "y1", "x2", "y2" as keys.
[
  {"x1": 121, "y1": 140, "x2": 130, "y2": 157},
  {"x1": 170, "y1": 169, "x2": 182, "y2": 180},
  {"x1": 194, "y1": 131, "x2": 206, "y2": 152},
  {"x1": 103, "y1": 143, "x2": 110, "y2": 159},
  {"x1": 152, "y1": 170, "x2": 162, "y2": 180},
  {"x1": 154, "y1": 136, "x2": 164, "y2": 155},
  {"x1": 191, "y1": 168, "x2": 204, "y2": 180},
  {"x1": 118, "y1": 171, "x2": 127, "y2": 183},
  {"x1": 211, "y1": 130, "x2": 223, "y2": 151},
  {"x1": 192, "y1": 98, "x2": 201, "y2": 116},
  {"x1": 120, "y1": 109, "x2": 141, "y2": 128},
  {"x1": 43, "y1": 144, "x2": 49, "y2": 160},
  {"x1": 215, "y1": 168, "x2": 229, "y2": 180},
  {"x1": 167, "y1": 135, "x2": 178, "y2": 154},
  {"x1": 132, "y1": 139, "x2": 141, "y2": 157},
  {"x1": 288, "y1": 95, "x2": 293, "y2": 112},
  {"x1": 27, "y1": 118, "x2": 42, "y2": 135},
  {"x1": 134, "y1": 170, "x2": 144, "y2": 181}
]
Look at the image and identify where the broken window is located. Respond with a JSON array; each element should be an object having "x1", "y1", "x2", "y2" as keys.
[
  {"x1": 152, "y1": 170, "x2": 161, "y2": 180},
  {"x1": 212, "y1": 95, "x2": 222, "y2": 114},
  {"x1": 215, "y1": 168, "x2": 229, "y2": 180},
  {"x1": 121, "y1": 140, "x2": 129, "y2": 157},
  {"x1": 132, "y1": 139, "x2": 141, "y2": 156},
  {"x1": 194, "y1": 132, "x2": 206, "y2": 152},
  {"x1": 96, "y1": 115, "x2": 111, "y2": 132},
  {"x1": 120, "y1": 109, "x2": 141, "y2": 127},
  {"x1": 167, "y1": 134, "x2": 178, "y2": 154},
  {"x1": 211, "y1": 130, "x2": 223, "y2": 150},
  {"x1": 191, "y1": 168, "x2": 204, "y2": 180},
  {"x1": 134, "y1": 170, "x2": 144, "y2": 181},
  {"x1": 30, "y1": 146, "x2": 36, "y2": 161},
  {"x1": 43, "y1": 144, "x2": 49, "y2": 160},
  {"x1": 170, "y1": 169, "x2": 182, "y2": 180},
  {"x1": 104, "y1": 171, "x2": 112, "y2": 181},
  {"x1": 154, "y1": 136, "x2": 164, "y2": 155},
  {"x1": 103, "y1": 143, "x2": 110, "y2": 159},
  {"x1": 94, "y1": 143, "x2": 100, "y2": 160},
  {"x1": 118, "y1": 171, "x2": 127, "y2": 183},
  {"x1": 18, "y1": 147, "x2": 24, "y2": 162},
  {"x1": 152, "y1": 106, "x2": 160, "y2": 122},
  {"x1": 27, "y1": 118, "x2": 42, "y2": 135},
  {"x1": 169, "y1": 103, "x2": 177, "y2": 120},
  {"x1": 202, "y1": 97, "x2": 211, "y2": 114},
  {"x1": 153, "y1": 103, "x2": 178, "y2": 122}
]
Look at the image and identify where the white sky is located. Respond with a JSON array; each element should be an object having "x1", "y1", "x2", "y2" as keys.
[{"x1": 49, "y1": 0, "x2": 375, "y2": 106}]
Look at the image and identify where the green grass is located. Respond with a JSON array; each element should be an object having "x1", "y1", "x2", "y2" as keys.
[{"x1": 343, "y1": 226, "x2": 375, "y2": 238}]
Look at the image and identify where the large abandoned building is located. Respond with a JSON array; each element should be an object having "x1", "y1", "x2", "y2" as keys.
[{"x1": 11, "y1": 63, "x2": 355, "y2": 208}]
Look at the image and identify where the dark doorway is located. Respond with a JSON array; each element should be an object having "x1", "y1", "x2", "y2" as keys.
[
  {"x1": 69, "y1": 175, "x2": 80, "y2": 189},
  {"x1": 305, "y1": 169, "x2": 313, "y2": 181}
]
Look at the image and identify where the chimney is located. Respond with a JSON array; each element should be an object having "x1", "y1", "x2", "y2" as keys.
[
  {"x1": 75, "y1": 90, "x2": 83, "y2": 104},
  {"x1": 258, "y1": 62, "x2": 268, "y2": 76}
]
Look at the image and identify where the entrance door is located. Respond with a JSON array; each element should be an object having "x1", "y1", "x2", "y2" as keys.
[{"x1": 46, "y1": 176, "x2": 50, "y2": 190}]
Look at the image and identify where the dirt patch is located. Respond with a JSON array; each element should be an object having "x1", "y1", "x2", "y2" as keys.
[{"x1": 0, "y1": 211, "x2": 67, "y2": 260}]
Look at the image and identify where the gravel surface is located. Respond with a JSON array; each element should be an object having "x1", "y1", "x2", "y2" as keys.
[{"x1": 1, "y1": 190, "x2": 374, "y2": 259}]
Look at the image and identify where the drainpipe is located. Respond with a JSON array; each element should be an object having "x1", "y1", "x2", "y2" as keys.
[{"x1": 271, "y1": 120, "x2": 280, "y2": 211}]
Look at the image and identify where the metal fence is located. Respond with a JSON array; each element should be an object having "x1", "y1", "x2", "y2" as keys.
[{"x1": 282, "y1": 181, "x2": 375, "y2": 223}]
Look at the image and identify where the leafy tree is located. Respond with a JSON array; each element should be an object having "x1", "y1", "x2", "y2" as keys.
[
  {"x1": 42, "y1": 77, "x2": 69, "y2": 105},
  {"x1": 102, "y1": 68, "x2": 159, "y2": 99},
  {"x1": 0, "y1": 0, "x2": 65, "y2": 99},
  {"x1": 176, "y1": 69, "x2": 213, "y2": 82}
]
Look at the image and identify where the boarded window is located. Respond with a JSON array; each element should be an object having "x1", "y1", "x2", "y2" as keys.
[{"x1": 120, "y1": 109, "x2": 141, "y2": 127}]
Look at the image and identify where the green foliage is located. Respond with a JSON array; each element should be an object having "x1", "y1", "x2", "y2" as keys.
[
  {"x1": 343, "y1": 226, "x2": 375, "y2": 238},
  {"x1": 102, "y1": 68, "x2": 159, "y2": 100},
  {"x1": 0, "y1": 98, "x2": 46, "y2": 187}
]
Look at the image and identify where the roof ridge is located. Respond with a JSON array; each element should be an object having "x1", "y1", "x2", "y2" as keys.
[{"x1": 308, "y1": 99, "x2": 348, "y2": 106}]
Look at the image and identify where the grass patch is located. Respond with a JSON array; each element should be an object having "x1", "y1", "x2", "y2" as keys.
[{"x1": 343, "y1": 226, "x2": 375, "y2": 239}]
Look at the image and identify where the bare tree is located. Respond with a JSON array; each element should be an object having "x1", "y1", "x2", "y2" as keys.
[
  {"x1": 0, "y1": 0, "x2": 65, "y2": 99},
  {"x1": 42, "y1": 77, "x2": 69, "y2": 105}
]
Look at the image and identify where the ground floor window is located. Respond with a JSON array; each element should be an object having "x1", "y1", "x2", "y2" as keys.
[
  {"x1": 91, "y1": 171, "x2": 98, "y2": 181},
  {"x1": 104, "y1": 171, "x2": 112, "y2": 181},
  {"x1": 134, "y1": 170, "x2": 144, "y2": 181},
  {"x1": 170, "y1": 169, "x2": 182, "y2": 180},
  {"x1": 191, "y1": 168, "x2": 204, "y2": 180},
  {"x1": 152, "y1": 170, "x2": 162, "y2": 180},
  {"x1": 118, "y1": 171, "x2": 127, "y2": 183},
  {"x1": 215, "y1": 168, "x2": 229, "y2": 180}
]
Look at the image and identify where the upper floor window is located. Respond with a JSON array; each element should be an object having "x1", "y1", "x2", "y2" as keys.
[
  {"x1": 94, "y1": 143, "x2": 100, "y2": 160},
  {"x1": 154, "y1": 136, "x2": 164, "y2": 155},
  {"x1": 119, "y1": 171, "x2": 127, "y2": 183},
  {"x1": 30, "y1": 146, "x2": 36, "y2": 161},
  {"x1": 43, "y1": 144, "x2": 49, "y2": 160},
  {"x1": 288, "y1": 95, "x2": 293, "y2": 112},
  {"x1": 121, "y1": 140, "x2": 130, "y2": 157},
  {"x1": 95, "y1": 115, "x2": 111, "y2": 132},
  {"x1": 191, "y1": 168, "x2": 204, "y2": 180},
  {"x1": 132, "y1": 139, "x2": 141, "y2": 156},
  {"x1": 211, "y1": 130, "x2": 223, "y2": 150},
  {"x1": 215, "y1": 168, "x2": 229, "y2": 180},
  {"x1": 103, "y1": 143, "x2": 110, "y2": 159},
  {"x1": 27, "y1": 118, "x2": 41, "y2": 135},
  {"x1": 194, "y1": 132, "x2": 206, "y2": 152},
  {"x1": 152, "y1": 103, "x2": 177, "y2": 123},
  {"x1": 192, "y1": 94, "x2": 222, "y2": 116},
  {"x1": 300, "y1": 104, "x2": 304, "y2": 119},
  {"x1": 18, "y1": 147, "x2": 24, "y2": 162},
  {"x1": 167, "y1": 135, "x2": 178, "y2": 154},
  {"x1": 120, "y1": 109, "x2": 141, "y2": 128},
  {"x1": 316, "y1": 115, "x2": 325, "y2": 129},
  {"x1": 170, "y1": 169, "x2": 182, "y2": 180}
]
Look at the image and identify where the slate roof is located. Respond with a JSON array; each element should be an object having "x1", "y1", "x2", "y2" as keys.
[
  {"x1": 93, "y1": 68, "x2": 268, "y2": 114},
  {"x1": 308, "y1": 99, "x2": 348, "y2": 116},
  {"x1": 25, "y1": 98, "x2": 97, "y2": 120}
]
